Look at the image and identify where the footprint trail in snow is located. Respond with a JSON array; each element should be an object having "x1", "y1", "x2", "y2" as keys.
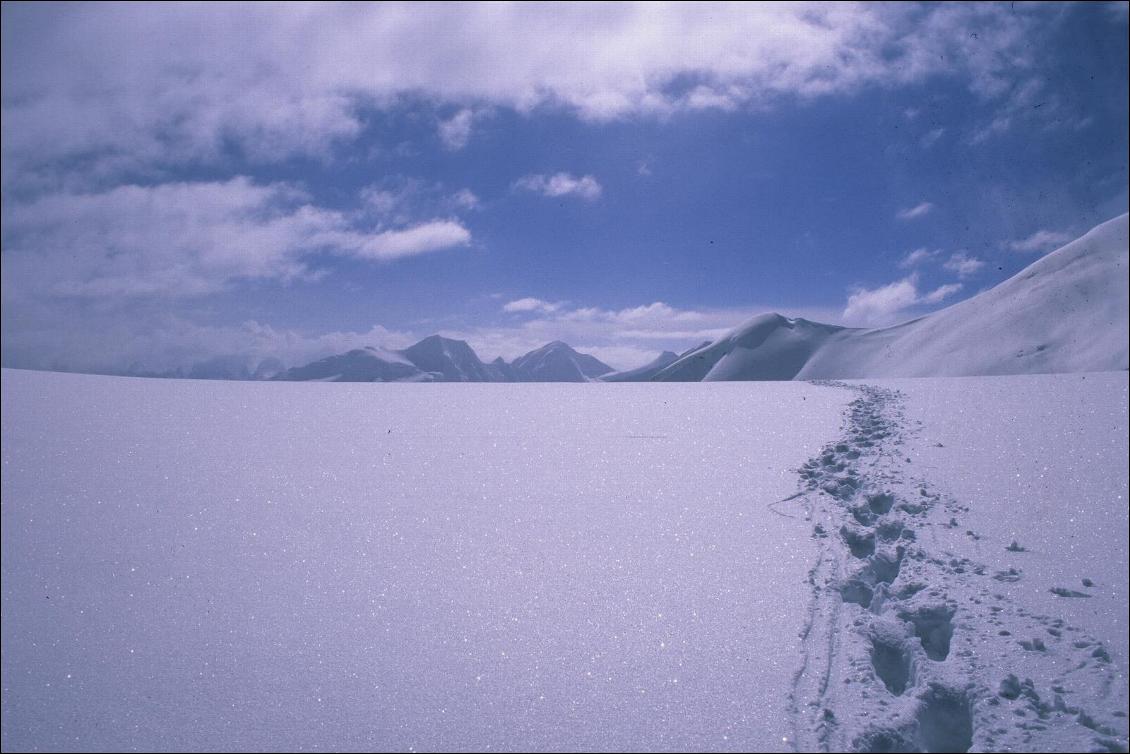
[{"x1": 786, "y1": 382, "x2": 1128, "y2": 753}]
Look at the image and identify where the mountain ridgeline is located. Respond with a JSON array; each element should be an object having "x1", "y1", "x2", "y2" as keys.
[{"x1": 274, "y1": 338, "x2": 615, "y2": 383}]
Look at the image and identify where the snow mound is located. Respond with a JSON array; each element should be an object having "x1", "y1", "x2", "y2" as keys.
[{"x1": 656, "y1": 213, "x2": 1129, "y2": 381}]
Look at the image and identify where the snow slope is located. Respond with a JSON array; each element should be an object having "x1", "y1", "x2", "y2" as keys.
[
  {"x1": 602, "y1": 351, "x2": 679, "y2": 382},
  {"x1": 656, "y1": 213, "x2": 1129, "y2": 381},
  {"x1": 2, "y1": 369, "x2": 1125, "y2": 752}
]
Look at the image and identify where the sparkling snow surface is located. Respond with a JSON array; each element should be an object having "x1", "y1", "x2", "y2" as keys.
[
  {"x1": 879, "y1": 372, "x2": 1129, "y2": 671},
  {"x1": 1, "y1": 370, "x2": 846, "y2": 752}
]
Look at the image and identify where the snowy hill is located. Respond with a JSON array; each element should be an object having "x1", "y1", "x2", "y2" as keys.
[
  {"x1": 275, "y1": 346, "x2": 428, "y2": 382},
  {"x1": 656, "y1": 213, "x2": 1129, "y2": 381},
  {"x1": 654, "y1": 315, "x2": 847, "y2": 381},
  {"x1": 510, "y1": 341, "x2": 613, "y2": 382},
  {"x1": 601, "y1": 350, "x2": 679, "y2": 382}
]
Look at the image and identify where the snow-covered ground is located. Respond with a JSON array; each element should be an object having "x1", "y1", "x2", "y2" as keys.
[{"x1": 2, "y1": 369, "x2": 1127, "y2": 752}]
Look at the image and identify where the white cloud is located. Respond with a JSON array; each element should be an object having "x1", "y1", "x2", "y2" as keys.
[
  {"x1": 843, "y1": 278, "x2": 920, "y2": 325},
  {"x1": 842, "y1": 274, "x2": 962, "y2": 326},
  {"x1": 1, "y1": 178, "x2": 471, "y2": 298},
  {"x1": 1006, "y1": 228, "x2": 1072, "y2": 253},
  {"x1": 942, "y1": 251, "x2": 985, "y2": 278},
  {"x1": 503, "y1": 297, "x2": 559, "y2": 314},
  {"x1": 332, "y1": 221, "x2": 472, "y2": 261},
  {"x1": 515, "y1": 173, "x2": 603, "y2": 201},
  {"x1": 1, "y1": 3, "x2": 1054, "y2": 188},
  {"x1": 438, "y1": 108, "x2": 476, "y2": 151},
  {"x1": 360, "y1": 179, "x2": 481, "y2": 221},
  {"x1": 898, "y1": 248, "x2": 940, "y2": 268},
  {"x1": 896, "y1": 201, "x2": 934, "y2": 220}
]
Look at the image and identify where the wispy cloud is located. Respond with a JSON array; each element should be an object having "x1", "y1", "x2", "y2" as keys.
[
  {"x1": 1006, "y1": 229, "x2": 1072, "y2": 253},
  {"x1": 899, "y1": 248, "x2": 941, "y2": 268},
  {"x1": 921, "y1": 282, "x2": 963, "y2": 304},
  {"x1": 515, "y1": 173, "x2": 603, "y2": 201},
  {"x1": 896, "y1": 201, "x2": 934, "y2": 220},
  {"x1": 451, "y1": 188, "x2": 480, "y2": 210},
  {"x1": 438, "y1": 108, "x2": 477, "y2": 151},
  {"x1": 920, "y1": 127, "x2": 945, "y2": 148}
]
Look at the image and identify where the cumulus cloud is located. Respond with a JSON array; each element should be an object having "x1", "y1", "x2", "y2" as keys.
[
  {"x1": 843, "y1": 274, "x2": 962, "y2": 326},
  {"x1": 515, "y1": 173, "x2": 603, "y2": 201},
  {"x1": 1006, "y1": 228, "x2": 1072, "y2": 253},
  {"x1": 1, "y1": 3, "x2": 1055, "y2": 189},
  {"x1": 0, "y1": 177, "x2": 471, "y2": 298},
  {"x1": 896, "y1": 201, "x2": 934, "y2": 220},
  {"x1": 942, "y1": 251, "x2": 985, "y2": 278}
]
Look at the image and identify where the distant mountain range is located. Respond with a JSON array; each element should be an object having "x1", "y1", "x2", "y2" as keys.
[
  {"x1": 273, "y1": 338, "x2": 615, "y2": 383},
  {"x1": 124, "y1": 212, "x2": 1129, "y2": 383}
]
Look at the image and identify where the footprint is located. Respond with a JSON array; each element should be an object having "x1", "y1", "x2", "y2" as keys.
[
  {"x1": 898, "y1": 604, "x2": 955, "y2": 661},
  {"x1": 869, "y1": 624, "x2": 914, "y2": 696},
  {"x1": 916, "y1": 683, "x2": 973, "y2": 753}
]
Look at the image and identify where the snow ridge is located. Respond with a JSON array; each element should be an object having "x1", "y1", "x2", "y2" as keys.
[{"x1": 787, "y1": 383, "x2": 1128, "y2": 752}]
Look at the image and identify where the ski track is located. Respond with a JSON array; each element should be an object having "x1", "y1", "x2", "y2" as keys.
[{"x1": 786, "y1": 381, "x2": 1129, "y2": 753}]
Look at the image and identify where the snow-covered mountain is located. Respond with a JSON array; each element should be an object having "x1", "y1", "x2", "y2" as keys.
[
  {"x1": 401, "y1": 335, "x2": 496, "y2": 382},
  {"x1": 277, "y1": 338, "x2": 612, "y2": 382},
  {"x1": 510, "y1": 341, "x2": 613, "y2": 382},
  {"x1": 275, "y1": 346, "x2": 429, "y2": 382},
  {"x1": 656, "y1": 212, "x2": 1129, "y2": 381},
  {"x1": 601, "y1": 351, "x2": 679, "y2": 382},
  {"x1": 486, "y1": 356, "x2": 517, "y2": 382}
]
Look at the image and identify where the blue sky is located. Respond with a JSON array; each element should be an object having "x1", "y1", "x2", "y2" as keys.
[{"x1": 2, "y1": 2, "x2": 1127, "y2": 372}]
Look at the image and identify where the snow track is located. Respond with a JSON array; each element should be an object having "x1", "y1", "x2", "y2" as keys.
[{"x1": 788, "y1": 382, "x2": 1129, "y2": 753}]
